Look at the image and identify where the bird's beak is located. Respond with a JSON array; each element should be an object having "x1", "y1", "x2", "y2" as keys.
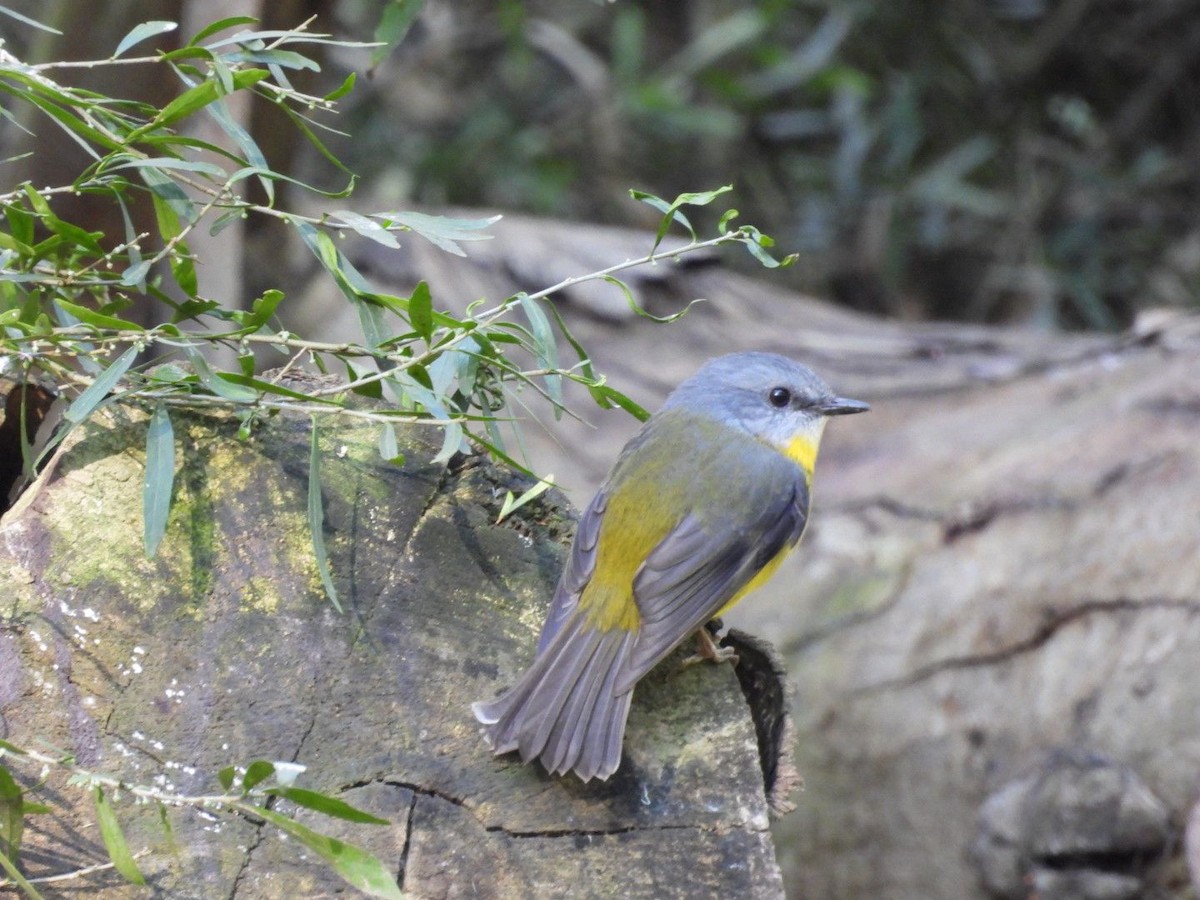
[{"x1": 817, "y1": 396, "x2": 870, "y2": 416}]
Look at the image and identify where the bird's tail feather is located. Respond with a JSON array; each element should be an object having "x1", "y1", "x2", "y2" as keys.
[{"x1": 472, "y1": 618, "x2": 636, "y2": 782}]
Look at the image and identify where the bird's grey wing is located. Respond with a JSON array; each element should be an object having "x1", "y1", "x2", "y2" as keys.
[
  {"x1": 535, "y1": 486, "x2": 607, "y2": 655},
  {"x1": 615, "y1": 459, "x2": 808, "y2": 693}
]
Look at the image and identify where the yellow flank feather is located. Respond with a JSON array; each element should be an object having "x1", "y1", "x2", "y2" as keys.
[
  {"x1": 714, "y1": 545, "x2": 791, "y2": 619},
  {"x1": 580, "y1": 440, "x2": 688, "y2": 634}
]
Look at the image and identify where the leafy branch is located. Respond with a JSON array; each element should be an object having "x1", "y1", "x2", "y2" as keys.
[
  {"x1": 0, "y1": 11, "x2": 795, "y2": 897},
  {"x1": 0, "y1": 742, "x2": 402, "y2": 898}
]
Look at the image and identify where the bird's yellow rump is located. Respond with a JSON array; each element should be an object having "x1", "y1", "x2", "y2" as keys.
[{"x1": 473, "y1": 351, "x2": 868, "y2": 781}]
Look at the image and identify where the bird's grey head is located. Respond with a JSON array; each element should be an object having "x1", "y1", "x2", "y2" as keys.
[{"x1": 662, "y1": 352, "x2": 868, "y2": 450}]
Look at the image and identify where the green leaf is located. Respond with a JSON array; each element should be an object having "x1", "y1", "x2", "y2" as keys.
[
  {"x1": 187, "y1": 16, "x2": 258, "y2": 46},
  {"x1": 63, "y1": 345, "x2": 138, "y2": 424},
  {"x1": 242, "y1": 760, "x2": 276, "y2": 792},
  {"x1": 206, "y1": 96, "x2": 273, "y2": 204},
  {"x1": 144, "y1": 167, "x2": 195, "y2": 226},
  {"x1": 105, "y1": 156, "x2": 227, "y2": 179},
  {"x1": 217, "y1": 766, "x2": 236, "y2": 791},
  {"x1": 372, "y1": 0, "x2": 424, "y2": 70},
  {"x1": 0, "y1": 845, "x2": 44, "y2": 900},
  {"x1": 121, "y1": 259, "x2": 153, "y2": 288},
  {"x1": 217, "y1": 373, "x2": 340, "y2": 404},
  {"x1": 378, "y1": 425, "x2": 403, "y2": 464},
  {"x1": 114, "y1": 20, "x2": 178, "y2": 58},
  {"x1": 94, "y1": 787, "x2": 145, "y2": 885},
  {"x1": 233, "y1": 289, "x2": 285, "y2": 332},
  {"x1": 433, "y1": 421, "x2": 464, "y2": 466},
  {"x1": 630, "y1": 185, "x2": 733, "y2": 251},
  {"x1": 0, "y1": 765, "x2": 23, "y2": 865},
  {"x1": 408, "y1": 281, "x2": 433, "y2": 342},
  {"x1": 602, "y1": 275, "x2": 704, "y2": 323},
  {"x1": 324, "y1": 72, "x2": 357, "y2": 102},
  {"x1": 381, "y1": 211, "x2": 499, "y2": 257},
  {"x1": 308, "y1": 422, "x2": 342, "y2": 612},
  {"x1": 4, "y1": 204, "x2": 33, "y2": 245},
  {"x1": 329, "y1": 210, "x2": 400, "y2": 249},
  {"x1": 264, "y1": 787, "x2": 390, "y2": 825},
  {"x1": 183, "y1": 348, "x2": 259, "y2": 402},
  {"x1": 497, "y1": 476, "x2": 554, "y2": 523},
  {"x1": 150, "y1": 70, "x2": 271, "y2": 130},
  {"x1": 251, "y1": 805, "x2": 404, "y2": 899},
  {"x1": 225, "y1": 48, "x2": 320, "y2": 72},
  {"x1": 735, "y1": 226, "x2": 793, "y2": 269},
  {"x1": 589, "y1": 383, "x2": 649, "y2": 421},
  {"x1": 0, "y1": 4, "x2": 60, "y2": 34},
  {"x1": 143, "y1": 405, "x2": 175, "y2": 558},
  {"x1": 516, "y1": 294, "x2": 562, "y2": 413},
  {"x1": 54, "y1": 298, "x2": 144, "y2": 332}
]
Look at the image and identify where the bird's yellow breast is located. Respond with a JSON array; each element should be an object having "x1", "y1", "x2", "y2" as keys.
[{"x1": 783, "y1": 432, "x2": 820, "y2": 478}]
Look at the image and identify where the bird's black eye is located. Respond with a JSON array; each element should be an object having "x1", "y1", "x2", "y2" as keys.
[{"x1": 768, "y1": 386, "x2": 791, "y2": 408}]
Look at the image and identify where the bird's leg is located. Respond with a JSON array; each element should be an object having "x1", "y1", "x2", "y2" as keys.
[{"x1": 682, "y1": 623, "x2": 739, "y2": 667}]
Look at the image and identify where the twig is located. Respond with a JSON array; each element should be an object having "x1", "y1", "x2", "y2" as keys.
[{"x1": 0, "y1": 850, "x2": 152, "y2": 887}]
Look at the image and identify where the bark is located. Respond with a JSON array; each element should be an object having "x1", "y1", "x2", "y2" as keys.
[{"x1": 0, "y1": 405, "x2": 786, "y2": 898}]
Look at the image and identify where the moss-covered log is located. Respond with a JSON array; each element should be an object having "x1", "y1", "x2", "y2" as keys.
[{"x1": 0, "y1": 408, "x2": 787, "y2": 897}]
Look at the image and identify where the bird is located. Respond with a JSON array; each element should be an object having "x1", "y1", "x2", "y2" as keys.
[{"x1": 472, "y1": 351, "x2": 868, "y2": 781}]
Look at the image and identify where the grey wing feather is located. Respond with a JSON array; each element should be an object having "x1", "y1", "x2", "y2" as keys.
[
  {"x1": 616, "y1": 462, "x2": 809, "y2": 693},
  {"x1": 535, "y1": 488, "x2": 606, "y2": 654}
]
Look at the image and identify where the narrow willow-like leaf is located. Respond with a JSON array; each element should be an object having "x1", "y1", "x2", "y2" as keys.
[
  {"x1": 149, "y1": 70, "x2": 271, "y2": 131},
  {"x1": 143, "y1": 405, "x2": 175, "y2": 558},
  {"x1": 183, "y1": 347, "x2": 259, "y2": 402},
  {"x1": 113, "y1": 20, "x2": 177, "y2": 58},
  {"x1": 264, "y1": 787, "x2": 390, "y2": 825},
  {"x1": 0, "y1": 765, "x2": 23, "y2": 865},
  {"x1": 0, "y1": 845, "x2": 43, "y2": 900},
  {"x1": 382, "y1": 210, "x2": 499, "y2": 256},
  {"x1": 63, "y1": 345, "x2": 138, "y2": 425},
  {"x1": 187, "y1": 15, "x2": 258, "y2": 46},
  {"x1": 308, "y1": 422, "x2": 342, "y2": 612},
  {"x1": 378, "y1": 424, "x2": 403, "y2": 464},
  {"x1": 601, "y1": 275, "x2": 705, "y2": 323},
  {"x1": 94, "y1": 787, "x2": 145, "y2": 886},
  {"x1": 496, "y1": 476, "x2": 554, "y2": 524},
  {"x1": 54, "y1": 298, "x2": 144, "y2": 332},
  {"x1": 407, "y1": 281, "x2": 433, "y2": 342},
  {"x1": 206, "y1": 96, "x2": 273, "y2": 204},
  {"x1": 242, "y1": 760, "x2": 276, "y2": 792},
  {"x1": 372, "y1": 0, "x2": 423, "y2": 69},
  {"x1": 329, "y1": 210, "x2": 400, "y2": 249},
  {"x1": 0, "y1": 4, "x2": 60, "y2": 34},
  {"x1": 516, "y1": 293, "x2": 562, "y2": 414},
  {"x1": 433, "y1": 421, "x2": 463, "y2": 466},
  {"x1": 251, "y1": 805, "x2": 403, "y2": 900}
]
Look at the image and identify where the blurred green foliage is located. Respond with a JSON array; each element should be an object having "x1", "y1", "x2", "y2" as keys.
[{"x1": 329, "y1": 0, "x2": 1200, "y2": 329}]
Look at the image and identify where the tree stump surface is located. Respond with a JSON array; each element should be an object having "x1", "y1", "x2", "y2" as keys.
[
  {"x1": 0, "y1": 409, "x2": 786, "y2": 898},
  {"x1": 288, "y1": 212, "x2": 1200, "y2": 897}
]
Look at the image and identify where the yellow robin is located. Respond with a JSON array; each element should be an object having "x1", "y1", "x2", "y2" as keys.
[{"x1": 473, "y1": 351, "x2": 868, "y2": 781}]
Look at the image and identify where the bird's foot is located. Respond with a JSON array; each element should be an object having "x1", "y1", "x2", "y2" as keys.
[{"x1": 681, "y1": 625, "x2": 739, "y2": 667}]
